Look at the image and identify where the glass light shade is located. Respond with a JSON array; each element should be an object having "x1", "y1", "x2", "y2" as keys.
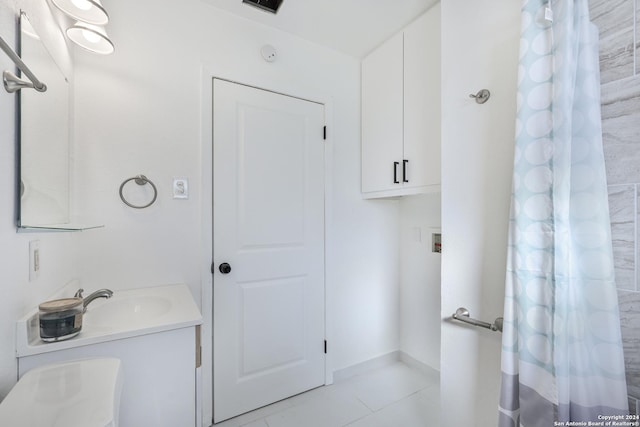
[
  {"x1": 51, "y1": 0, "x2": 109, "y2": 25},
  {"x1": 20, "y1": 13, "x2": 39, "y2": 40},
  {"x1": 66, "y1": 23, "x2": 114, "y2": 55}
]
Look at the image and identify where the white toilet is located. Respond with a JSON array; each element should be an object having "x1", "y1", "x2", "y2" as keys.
[{"x1": 0, "y1": 358, "x2": 123, "y2": 427}]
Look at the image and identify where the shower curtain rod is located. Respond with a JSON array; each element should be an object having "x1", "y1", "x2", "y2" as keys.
[{"x1": 0, "y1": 34, "x2": 46, "y2": 93}]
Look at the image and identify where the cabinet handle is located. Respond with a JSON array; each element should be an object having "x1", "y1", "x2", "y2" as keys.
[
  {"x1": 403, "y1": 160, "x2": 409, "y2": 183},
  {"x1": 393, "y1": 162, "x2": 400, "y2": 184}
]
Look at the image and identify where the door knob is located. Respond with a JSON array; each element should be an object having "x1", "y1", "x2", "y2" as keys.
[{"x1": 218, "y1": 263, "x2": 232, "y2": 274}]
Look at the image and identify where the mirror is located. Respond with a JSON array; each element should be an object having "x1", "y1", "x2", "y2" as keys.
[
  {"x1": 18, "y1": 12, "x2": 100, "y2": 231},
  {"x1": 18, "y1": 12, "x2": 70, "y2": 228}
]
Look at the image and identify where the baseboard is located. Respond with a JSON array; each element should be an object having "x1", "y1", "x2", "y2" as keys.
[
  {"x1": 332, "y1": 350, "x2": 441, "y2": 384},
  {"x1": 333, "y1": 351, "x2": 401, "y2": 382},
  {"x1": 399, "y1": 351, "x2": 440, "y2": 379}
]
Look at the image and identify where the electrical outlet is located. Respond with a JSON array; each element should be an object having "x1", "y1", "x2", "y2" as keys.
[{"x1": 29, "y1": 240, "x2": 40, "y2": 281}]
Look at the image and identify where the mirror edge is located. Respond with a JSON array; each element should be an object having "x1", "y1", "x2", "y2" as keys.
[{"x1": 16, "y1": 11, "x2": 103, "y2": 232}]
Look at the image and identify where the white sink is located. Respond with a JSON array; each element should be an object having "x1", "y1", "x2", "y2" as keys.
[
  {"x1": 16, "y1": 284, "x2": 202, "y2": 357},
  {"x1": 85, "y1": 294, "x2": 173, "y2": 329}
]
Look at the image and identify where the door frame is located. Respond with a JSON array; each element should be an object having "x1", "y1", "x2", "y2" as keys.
[{"x1": 199, "y1": 70, "x2": 335, "y2": 426}]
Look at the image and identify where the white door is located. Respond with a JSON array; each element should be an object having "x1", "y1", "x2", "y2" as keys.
[{"x1": 213, "y1": 79, "x2": 326, "y2": 423}]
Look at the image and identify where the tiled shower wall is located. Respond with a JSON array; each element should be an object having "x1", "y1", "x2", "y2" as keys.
[{"x1": 590, "y1": 0, "x2": 640, "y2": 415}]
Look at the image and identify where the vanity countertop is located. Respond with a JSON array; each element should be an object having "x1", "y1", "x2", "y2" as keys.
[{"x1": 16, "y1": 283, "x2": 202, "y2": 357}]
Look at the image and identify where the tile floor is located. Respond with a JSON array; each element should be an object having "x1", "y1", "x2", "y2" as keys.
[{"x1": 214, "y1": 362, "x2": 440, "y2": 427}]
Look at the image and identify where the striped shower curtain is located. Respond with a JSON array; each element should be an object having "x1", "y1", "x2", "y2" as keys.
[{"x1": 499, "y1": 0, "x2": 629, "y2": 425}]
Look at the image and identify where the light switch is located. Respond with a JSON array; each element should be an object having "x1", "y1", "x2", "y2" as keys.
[{"x1": 173, "y1": 178, "x2": 189, "y2": 199}]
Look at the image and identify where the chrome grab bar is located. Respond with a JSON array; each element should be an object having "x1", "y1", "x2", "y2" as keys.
[{"x1": 451, "y1": 307, "x2": 503, "y2": 332}]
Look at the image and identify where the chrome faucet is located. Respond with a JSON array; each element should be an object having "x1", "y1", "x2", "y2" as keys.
[{"x1": 74, "y1": 288, "x2": 114, "y2": 312}]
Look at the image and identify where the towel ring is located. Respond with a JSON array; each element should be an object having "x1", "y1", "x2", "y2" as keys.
[{"x1": 119, "y1": 175, "x2": 157, "y2": 209}]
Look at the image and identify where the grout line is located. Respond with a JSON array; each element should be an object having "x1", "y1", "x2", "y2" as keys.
[
  {"x1": 635, "y1": 0, "x2": 638, "y2": 76},
  {"x1": 355, "y1": 395, "x2": 376, "y2": 413},
  {"x1": 634, "y1": 0, "x2": 637, "y2": 76},
  {"x1": 631, "y1": 183, "x2": 638, "y2": 293},
  {"x1": 609, "y1": 183, "x2": 637, "y2": 190}
]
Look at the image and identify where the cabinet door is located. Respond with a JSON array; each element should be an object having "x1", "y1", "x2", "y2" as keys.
[
  {"x1": 404, "y1": 4, "x2": 441, "y2": 190},
  {"x1": 362, "y1": 32, "x2": 404, "y2": 194}
]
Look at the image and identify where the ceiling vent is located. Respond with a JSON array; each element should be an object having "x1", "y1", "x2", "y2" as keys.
[{"x1": 242, "y1": 0, "x2": 283, "y2": 14}]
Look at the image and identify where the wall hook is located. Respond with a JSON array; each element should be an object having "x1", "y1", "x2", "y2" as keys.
[{"x1": 469, "y1": 89, "x2": 490, "y2": 104}]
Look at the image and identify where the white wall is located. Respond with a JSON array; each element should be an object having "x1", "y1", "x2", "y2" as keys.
[
  {"x1": 399, "y1": 193, "x2": 441, "y2": 371},
  {"x1": 0, "y1": 0, "x2": 80, "y2": 399},
  {"x1": 70, "y1": 0, "x2": 400, "y2": 423},
  {"x1": 440, "y1": 0, "x2": 520, "y2": 425}
]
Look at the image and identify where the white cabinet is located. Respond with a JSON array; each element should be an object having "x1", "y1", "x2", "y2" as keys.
[
  {"x1": 361, "y1": 5, "x2": 441, "y2": 199},
  {"x1": 362, "y1": 32, "x2": 404, "y2": 195}
]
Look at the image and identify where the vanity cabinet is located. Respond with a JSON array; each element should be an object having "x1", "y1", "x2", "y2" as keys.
[{"x1": 361, "y1": 5, "x2": 441, "y2": 199}]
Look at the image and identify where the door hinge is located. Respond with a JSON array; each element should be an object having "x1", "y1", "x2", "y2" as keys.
[
  {"x1": 323, "y1": 126, "x2": 327, "y2": 140},
  {"x1": 195, "y1": 325, "x2": 202, "y2": 368},
  {"x1": 324, "y1": 340, "x2": 327, "y2": 354}
]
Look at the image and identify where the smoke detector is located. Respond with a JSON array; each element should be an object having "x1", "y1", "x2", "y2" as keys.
[
  {"x1": 242, "y1": 0, "x2": 283, "y2": 14},
  {"x1": 261, "y1": 45, "x2": 277, "y2": 62}
]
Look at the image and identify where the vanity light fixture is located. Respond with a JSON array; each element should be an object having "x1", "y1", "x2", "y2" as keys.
[
  {"x1": 51, "y1": 0, "x2": 109, "y2": 25},
  {"x1": 66, "y1": 22, "x2": 114, "y2": 55},
  {"x1": 20, "y1": 13, "x2": 40, "y2": 40}
]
